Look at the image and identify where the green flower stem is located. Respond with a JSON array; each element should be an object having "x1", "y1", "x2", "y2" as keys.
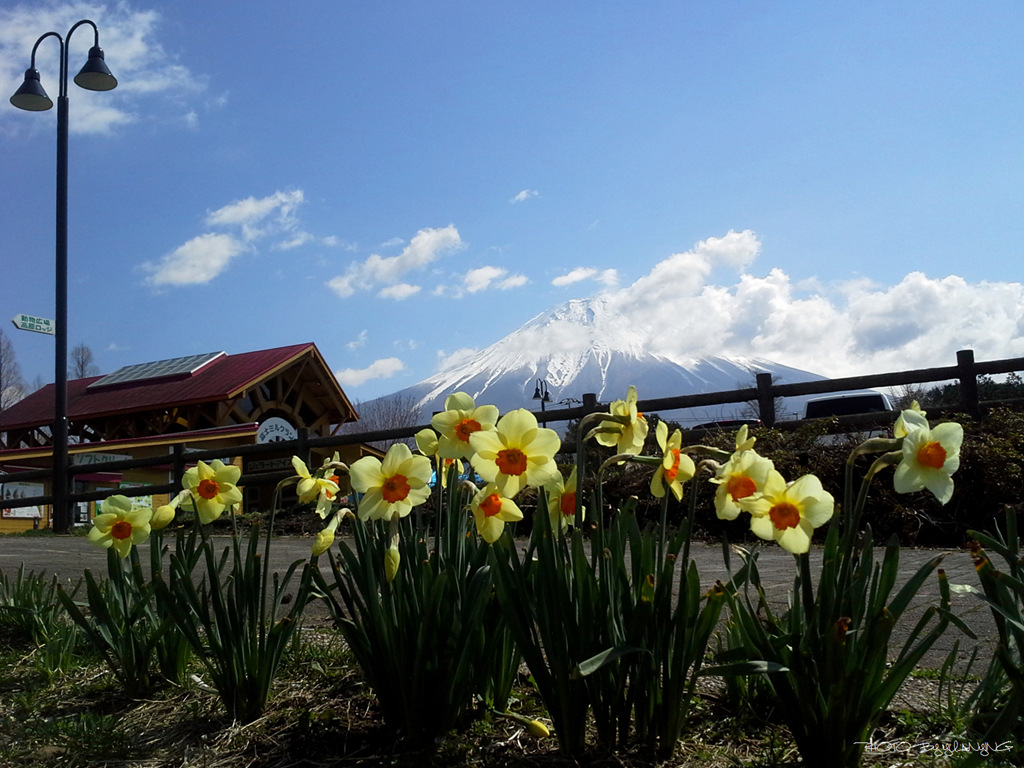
[
  {"x1": 657, "y1": 490, "x2": 670, "y2": 569},
  {"x1": 579, "y1": 413, "x2": 623, "y2": 504},
  {"x1": 577, "y1": 411, "x2": 608, "y2": 548},
  {"x1": 798, "y1": 550, "x2": 815, "y2": 620}
]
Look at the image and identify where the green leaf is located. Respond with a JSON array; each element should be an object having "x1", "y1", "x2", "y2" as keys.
[{"x1": 571, "y1": 645, "x2": 648, "y2": 679}]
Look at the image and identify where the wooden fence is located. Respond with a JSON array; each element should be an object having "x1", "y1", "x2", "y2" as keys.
[{"x1": 2, "y1": 348, "x2": 1023, "y2": 515}]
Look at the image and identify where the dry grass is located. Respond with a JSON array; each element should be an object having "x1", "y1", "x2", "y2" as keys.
[{"x1": 0, "y1": 626, "x2": 993, "y2": 768}]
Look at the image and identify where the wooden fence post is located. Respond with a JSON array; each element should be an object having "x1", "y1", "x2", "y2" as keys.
[
  {"x1": 172, "y1": 444, "x2": 185, "y2": 491},
  {"x1": 957, "y1": 349, "x2": 980, "y2": 417},
  {"x1": 756, "y1": 372, "x2": 776, "y2": 427}
]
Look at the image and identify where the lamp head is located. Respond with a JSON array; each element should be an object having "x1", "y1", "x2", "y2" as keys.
[
  {"x1": 533, "y1": 384, "x2": 543, "y2": 400},
  {"x1": 10, "y1": 68, "x2": 53, "y2": 111},
  {"x1": 73, "y1": 46, "x2": 117, "y2": 91}
]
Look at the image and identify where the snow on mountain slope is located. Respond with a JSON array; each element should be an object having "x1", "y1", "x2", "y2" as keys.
[{"x1": 366, "y1": 297, "x2": 826, "y2": 425}]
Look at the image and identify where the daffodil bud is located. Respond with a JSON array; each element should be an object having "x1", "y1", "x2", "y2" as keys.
[
  {"x1": 312, "y1": 527, "x2": 335, "y2": 557},
  {"x1": 641, "y1": 573, "x2": 656, "y2": 603},
  {"x1": 151, "y1": 489, "x2": 188, "y2": 530},
  {"x1": 526, "y1": 720, "x2": 550, "y2": 738},
  {"x1": 384, "y1": 542, "x2": 401, "y2": 582},
  {"x1": 415, "y1": 428, "x2": 439, "y2": 457},
  {"x1": 312, "y1": 514, "x2": 342, "y2": 557},
  {"x1": 894, "y1": 400, "x2": 926, "y2": 438},
  {"x1": 151, "y1": 504, "x2": 176, "y2": 530}
]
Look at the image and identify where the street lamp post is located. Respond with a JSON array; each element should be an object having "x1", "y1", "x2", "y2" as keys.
[
  {"x1": 10, "y1": 20, "x2": 117, "y2": 533},
  {"x1": 532, "y1": 378, "x2": 552, "y2": 426}
]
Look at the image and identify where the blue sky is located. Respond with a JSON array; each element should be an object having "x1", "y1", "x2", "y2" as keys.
[{"x1": 2, "y1": 0, "x2": 1023, "y2": 404}]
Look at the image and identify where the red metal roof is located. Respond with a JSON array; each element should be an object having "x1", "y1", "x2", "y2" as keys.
[
  {"x1": 0, "y1": 423, "x2": 260, "y2": 463},
  {"x1": 0, "y1": 343, "x2": 331, "y2": 431}
]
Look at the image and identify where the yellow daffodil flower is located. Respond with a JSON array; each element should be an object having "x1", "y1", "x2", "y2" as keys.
[
  {"x1": 650, "y1": 421, "x2": 696, "y2": 501},
  {"x1": 471, "y1": 484, "x2": 524, "y2": 543},
  {"x1": 710, "y1": 449, "x2": 776, "y2": 520},
  {"x1": 415, "y1": 427, "x2": 463, "y2": 488},
  {"x1": 88, "y1": 495, "x2": 152, "y2": 558},
  {"x1": 350, "y1": 443, "x2": 433, "y2": 521},
  {"x1": 469, "y1": 408, "x2": 561, "y2": 498},
  {"x1": 291, "y1": 456, "x2": 341, "y2": 519},
  {"x1": 741, "y1": 471, "x2": 835, "y2": 554},
  {"x1": 182, "y1": 459, "x2": 243, "y2": 524},
  {"x1": 594, "y1": 385, "x2": 649, "y2": 456},
  {"x1": 893, "y1": 400, "x2": 927, "y2": 439},
  {"x1": 545, "y1": 467, "x2": 584, "y2": 533},
  {"x1": 431, "y1": 391, "x2": 500, "y2": 460},
  {"x1": 733, "y1": 423, "x2": 756, "y2": 452},
  {"x1": 893, "y1": 409, "x2": 962, "y2": 505}
]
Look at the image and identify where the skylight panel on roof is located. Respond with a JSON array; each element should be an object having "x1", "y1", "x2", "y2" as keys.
[{"x1": 88, "y1": 351, "x2": 225, "y2": 389}]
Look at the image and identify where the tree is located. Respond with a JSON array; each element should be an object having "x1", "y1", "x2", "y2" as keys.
[
  {"x1": 0, "y1": 329, "x2": 26, "y2": 411},
  {"x1": 737, "y1": 374, "x2": 791, "y2": 423},
  {"x1": 890, "y1": 382, "x2": 931, "y2": 411},
  {"x1": 920, "y1": 373, "x2": 1024, "y2": 411},
  {"x1": 70, "y1": 343, "x2": 100, "y2": 379},
  {"x1": 340, "y1": 393, "x2": 423, "y2": 450}
]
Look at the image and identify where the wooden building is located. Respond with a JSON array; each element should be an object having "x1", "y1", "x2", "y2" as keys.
[{"x1": 0, "y1": 342, "x2": 367, "y2": 532}]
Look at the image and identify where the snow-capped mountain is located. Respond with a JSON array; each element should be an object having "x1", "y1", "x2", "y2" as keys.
[{"x1": 371, "y1": 297, "x2": 826, "y2": 426}]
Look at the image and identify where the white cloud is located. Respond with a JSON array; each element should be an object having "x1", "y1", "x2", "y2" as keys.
[
  {"x1": 347, "y1": 330, "x2": 369, "y2": 351},
  {"x1": 274, "y1": 232, "x2": 314, "y2": 250},
  {"x1": 327, "y1": 274, "x2": 358, "y2": 298},
  {"x1": 335, "y1": 357, "x2": 405, "y2": 388},
  {"x1": 273, "y1": 230, "x2": 343, "y2": 251},
  {"x1": 320, "y1": 235, "x2": 357, "y2": 250},
  {"x1": 1, "y1": 3, "x2": 206, "y2": 135},
  {"x1": 142, "y1": 233, "x2": 245, "y2": 286},
  {"x1": 512, "y1": 189, "x2": 539, "y2": 203},
  {"x1": 499, "y1": 274, "x2": 529, "y2": 290},
  {"x1": 617, "y1": 229, "x2": 760, "y2": 307},
  {"x1": 553, "y1": 267, "x2": 619, "y2": 287},
  {"x1": 206, "y1": 189, "x2": 303, "y2": 242},
  {"x1": 379, "y1": 283, "x2": 421, "y2": 300},
  {"x1": 465, "y1": 266, "x2": 507, "y2": 293},
  {"x1": 328, "y1": 225, "x2": 463, "y2": 298},
  {"x1": 148, "y1": 188, "x2": 342, "y2": 287},
  {"x1": 436, "y1": 347, "x2": 479, "y2": 371},
  {"x1": 598, "y1": 230, "x2": 1024, "y2": 378},
  {"x1": 459, "y1": 266, "x2": 528, "y2": 294}
]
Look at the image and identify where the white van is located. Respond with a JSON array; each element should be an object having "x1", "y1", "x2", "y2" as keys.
[{"x1": 803, "y1": 391, "x2": 893, "y2": 420}]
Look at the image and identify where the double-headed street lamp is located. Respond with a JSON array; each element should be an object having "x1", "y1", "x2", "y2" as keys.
[
  {"x1": 532, "y1": 378, "x2": 552, "y2": 426},
  {"x1": 10, "y1": 20, "x2": 117, "y2": 533}
]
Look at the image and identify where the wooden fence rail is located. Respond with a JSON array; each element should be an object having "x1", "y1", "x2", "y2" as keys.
[{"x1": 2, "y1": 348, "x2": 1023, "y2": 513}]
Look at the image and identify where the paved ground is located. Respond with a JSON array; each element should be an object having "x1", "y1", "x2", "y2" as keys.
[{"x1": 0, "y1": 532, "x2": 998, "y2": 673}]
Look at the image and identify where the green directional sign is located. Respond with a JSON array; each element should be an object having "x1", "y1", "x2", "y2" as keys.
[{"x1": 11, "y1": 314, "x2": 55, "y2": 335}]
